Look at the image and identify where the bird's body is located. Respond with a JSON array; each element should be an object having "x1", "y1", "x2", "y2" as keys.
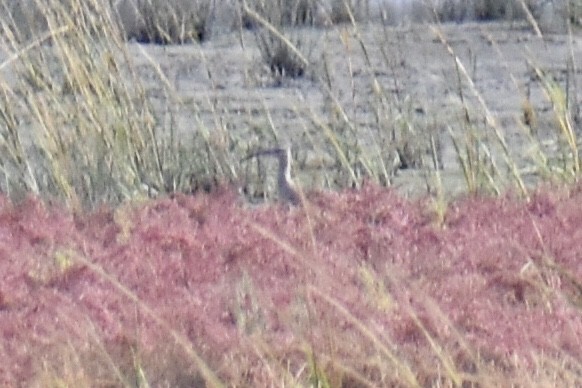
[{"x1": 244, "y1": 147, "x2": 301, "y2": 206}]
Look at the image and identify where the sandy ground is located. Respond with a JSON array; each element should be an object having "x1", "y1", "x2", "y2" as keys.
[{"x1": 125, "y1": 20, "x2": 582, "y2": 197}]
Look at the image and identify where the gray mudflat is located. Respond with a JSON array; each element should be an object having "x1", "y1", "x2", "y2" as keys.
[
  {"x1": 126, "y1": 21, "x2": 581, "y2": 197},
  {"x1": 2, "y1": 21, "x2": 580, "y2": 200}
]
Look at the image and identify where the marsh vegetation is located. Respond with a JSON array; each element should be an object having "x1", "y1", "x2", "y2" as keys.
[{"x1": 0, "y1": 0, "x2": 581, "y2": 386}]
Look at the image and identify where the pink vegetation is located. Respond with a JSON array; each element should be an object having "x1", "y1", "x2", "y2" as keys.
[{"x1": 0, "y1": 184, "x2": 580, "y2": 385}]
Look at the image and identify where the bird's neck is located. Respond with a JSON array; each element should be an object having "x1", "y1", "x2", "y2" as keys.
[{"x1": 277, "y1": 154, "x2": 293, "y2": 185}]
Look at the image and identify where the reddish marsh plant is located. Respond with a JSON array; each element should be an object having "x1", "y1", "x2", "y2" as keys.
[{"x1": 0, "y1": 185, "x2": 580, "y2": 385}]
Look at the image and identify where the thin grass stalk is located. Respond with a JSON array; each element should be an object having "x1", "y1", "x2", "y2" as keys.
[
  {"x1": 447, "y1": 125, "x2": 476, "y2": 194},
  {"x1": 417, "y1": 298, "x2": 486, "y2": 383},
  {"x1": 380, "y1": 262, "x2": 499, "y2": 386},
  {"x1": 243, "y1": 1, "x2": 368, "y2": 187},
  {"x1": 134, "y1": 45, "x2": 179, "y2": 187},
  {"x1": 2, "y1": 0, "x2": 218, "y2": 203},
  {"x1": 533, "y1": 65, "x2": 580, "y2": 177},
  {"x1": 477, "y1": 142, "x2": 502, "y2": 196},
  {"x1": 0, "y1": 24, "x2": 71, "y2": 197},
  {"x1": 28, "y1": 92, "x2": 79, "y2": 203},
  {"x1": 429, "y1": 134, "x2": 446, "y2": 225},
  {"x1": 308, "y1": 109, "x2": 359, "y2": 186},
  {"x1": 293, "y1": 104, "x2": 338, "y2": 188},
  {"x1": 77, "y1": 316, "x2": 133, "y2": 387},
  {"x1": 337, "y1": 16, "x2": 391, "y2": 182},
  {"x1": 242, "y1": 1, "x2": 309, "y2": 66},
  {"x1": 449, "y1": 39, "x2": 489, "y2": 194},
  {"x1": 514, "y1": 114, "x2": 554, "y2": 180},
  {"x1": 518, "y1": 0, "x2": 543, "y2": 37},
  {"x1": 406, "y1": 307, "x2": 462, "y2": 386},
  {"x1": 138, "y1": 42, "x2": 240, "y2": 190},
  {"x1": 201, "y1": 52, "x2": 240, "y2": 181},
  {"x1": 74, "y1": 254, "x2": 224, "y2": 388},
  {"x1": 316, "y1": 354, "x2": 376, "y2": 388},
  {"x1": 307, "y1": 286, "x2": 420, "y2": 387},
  {"x1": 566, "y1": 8, "x2": 580, "y2": 122},
  {"x1": 338, "y1": 29, "x2": 356, "y2": 117},
  {"x1": 0, "y1": 90, "x2": 39, "y2": 195},
  {"x1": 306, "y1": 344, "x2": 331, "y2": 388},
  {"x1": 528, "y1": 215, "x2": 582, "y2": 308},
  {"x1": 18, "y1": 3, "x2": 127, "y2": 202},
  {"x1": 434, "y1": 24, "x2": 528, "y2": 197},
  {"x1": 246, "y1": 337, "x2": 301, "y2": 385},
  {"x1": 483, "y1": 29, "x2": 566, "y2": 186},
  {"x1": 372, "y1": 139, "x2": 392, "y2": 186},
  {"x1": 244, "y1": 219, "x2": 312, "y2": 276},
  {"x1": 0, "y1": 25, "x2": 70, "y2": 72}
]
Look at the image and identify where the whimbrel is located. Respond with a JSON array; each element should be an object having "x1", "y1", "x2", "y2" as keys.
[{"x1": 243, "y1": 146, "x2": 301, "y2": 206}]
